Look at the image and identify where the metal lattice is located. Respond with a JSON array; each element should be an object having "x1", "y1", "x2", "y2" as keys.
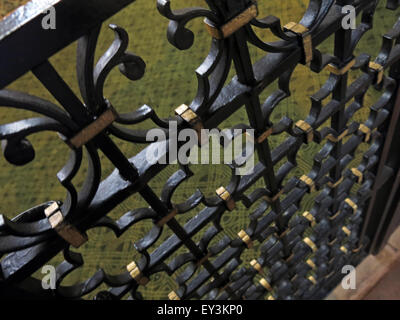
[{"x1": 0, "y1": 0, "x2": 400, "y2": 300}]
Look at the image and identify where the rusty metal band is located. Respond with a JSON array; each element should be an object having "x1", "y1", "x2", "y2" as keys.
[
  {"x1": 175, "y1": 104, "x2": 206, "y2": 145},
  {"x1": 329, "y1": 210, "x2": 341, "y2": 220},
  {"x1": 306, "y1": 259, "x2": 316, "y2": 270},
  {"x1": 278, "y1": 228, "x2": 290, "y2": 239},
  {"x1": 204, "y1": 3, "x2": 258, "y2": 39},
  {"x1": 156, "y1": 206, "x2": 178, "y2": 227},
  {"x1": 329, "y1": 238, "x2": 337, "y2": 246},
  {"x1": 308, "y1": 275, "x2": 317, "y2": 285},
  {"x1": 216, "y1": 186, "x2": 236, "y2": 211},
  {"x1": 250, "y1": 259, "x2": 264, "y2": 275}
]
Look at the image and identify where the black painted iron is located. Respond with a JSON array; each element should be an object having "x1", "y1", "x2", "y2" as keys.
[{"x1": 0, "y1": 0, "x2": 399, "y2": 300}]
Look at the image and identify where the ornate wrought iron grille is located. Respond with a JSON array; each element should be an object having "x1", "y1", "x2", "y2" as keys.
[{"x1": 0, "y1": 0, "x2": 400, "y2": 300}]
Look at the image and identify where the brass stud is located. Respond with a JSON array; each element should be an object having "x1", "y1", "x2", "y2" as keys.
[
  {"x1": 369, "y1": 61, "x2": 384, "y2": 84},
  {"x1": 351, "y1": 168, "x2": 363, "y2": 184},
  {"x1": 306, "y1": 259, "x2": 316, "y2": 270},
  {"x1": 259, "y1": 278, "x2": 273, "y2": 292},
  {"x1": 196, "y1": 252, "x2": 212, "y2": 267},
  {"x1": 359, "y1": 124, "x2": 371, "y2": 142},
  {"x1": 326, "y1": 58, "x2": 356, "y2": 75},
  {"x1": 216, "y1": 187, "x2": 236, "y2": 211},
  {"x1": 175, "y1": 104, "x2": 206, "y2": 145},
  {"x1": 303, "y1": 211, "x2": 316, "y2": 227},
  {"x1": 340, "y1": 246, "x2": 348, "y2": 254},
  {"x1": 295, "y1": 120, "x2": 314, "y2": 143},
  {"x1": 342, "y1": 226, "x2": 351, "y2": 236},
  {"x1": 284, "y1": 22, "x2": 313, "y2": 66},
  {"x1": 300, "y1": 175, "x2": 315, "y2": 193},
  {"x1": 345, "y1": 198, "x2": 358, "y2": 214},
  {"x1": 168, "y1": 291, "x2": 180, "y2": 300},
  {"x1": 308, "y1": 275, "x2": 317, "y2": 285},
  {"x1": 45, "y1": 202, "x2": 88, "y2": 248},
  {"x1": 127, "y1": 261, "x2": 149, "y2": 286}
]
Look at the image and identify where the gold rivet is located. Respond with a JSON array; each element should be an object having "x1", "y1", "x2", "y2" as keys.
[
  {"x1": 168, "y1": 291, "x2": 180, "y2": 300},
  {"x1": 238, "y1": 230, "x2": 253, "y2": 248},
  {"x1": 216, "y1": 187, "x2": 236, "y2": 211},
  {"x1": 303, "y1": 211, "x2": 316, "y2": 227},
  {"x1": 342, "y1": 226, "x2": 351, "y2": 236}
]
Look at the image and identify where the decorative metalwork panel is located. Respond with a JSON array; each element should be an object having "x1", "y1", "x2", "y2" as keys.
[{"x1": 0, "y1": 0, "x2": 400, "y2": 300}]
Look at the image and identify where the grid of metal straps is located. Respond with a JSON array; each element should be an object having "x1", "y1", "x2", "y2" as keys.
[{"x1": 0, "y1": 0, "x2": 400, "y2": 300}]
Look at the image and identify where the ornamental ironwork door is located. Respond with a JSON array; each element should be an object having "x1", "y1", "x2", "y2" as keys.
[{"x1": 0, "y1": 0, "x2": 399, "y2": 300}]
